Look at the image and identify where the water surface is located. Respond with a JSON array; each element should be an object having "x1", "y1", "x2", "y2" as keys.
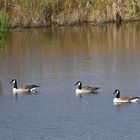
[{"x1": 0, "y1": 23, "x2": 140, "y2": 140}]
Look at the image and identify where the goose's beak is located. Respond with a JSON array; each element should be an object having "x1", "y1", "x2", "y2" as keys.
[
  {"x1": 113, "y1": 92, "x2": 116, "y2": 94},
  {"x1": 9, "y1": 81, "x2": 12, "y2": 83}
]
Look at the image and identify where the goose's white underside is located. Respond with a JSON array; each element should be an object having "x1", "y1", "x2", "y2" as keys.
[
  {"x1": 113, "y1": 98, "x2": 139, "y2": 103},
  {"x1": 13, "y1": 87, "x2": 37, "y2": 94},
  {"x1": 76, "y1": 89, "x2": 91, "y2": 96}
]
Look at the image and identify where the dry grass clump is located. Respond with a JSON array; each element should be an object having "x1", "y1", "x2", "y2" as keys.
[{"x1": 10, "y1": 0, "x2": 51, "y2": 27}]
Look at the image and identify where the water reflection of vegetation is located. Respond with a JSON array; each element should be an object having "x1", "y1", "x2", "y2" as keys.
[{"x1": 0, "y1": 32, "x2": 10, "y2": 47}]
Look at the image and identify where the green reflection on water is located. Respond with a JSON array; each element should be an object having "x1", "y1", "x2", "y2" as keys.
[{"x1": 0, "y1": 32, "x2": 11, "y2": 47}]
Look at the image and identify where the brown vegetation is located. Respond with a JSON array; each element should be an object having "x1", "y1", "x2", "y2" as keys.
[{"x1": 0, "y1": 0, "x2": 140, "y2": 28}]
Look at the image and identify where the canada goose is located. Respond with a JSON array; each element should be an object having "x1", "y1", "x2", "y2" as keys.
[
  {"x1": 113, "y1": 89, "x2": 139, "y2": 103},
  {"x1": 10, "y1": 79, "x2": 39, "y2": 94},
  {"x1": 75, "y1": 81, "x2": 99, "y2": 96}
]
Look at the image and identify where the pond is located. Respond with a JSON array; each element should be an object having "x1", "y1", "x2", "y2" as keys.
[{"x1": 0, "y1": 23, "x2": 140, "y2": 140}]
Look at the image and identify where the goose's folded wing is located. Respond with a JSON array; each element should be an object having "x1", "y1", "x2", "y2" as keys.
[
  {"x1": 121, "y1": 96, "x2": 139, "y2": 100},
  {"x1": 83, "y1": 86, "x2": 99, "y2": 92},
  {"x1": 21, "y1": 85, "x2": 39, "y2": 89}
]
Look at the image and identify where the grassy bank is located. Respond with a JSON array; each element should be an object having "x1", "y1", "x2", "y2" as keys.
[{"x1": 0, "y1": 0, "x2": 140, "y2": 29}]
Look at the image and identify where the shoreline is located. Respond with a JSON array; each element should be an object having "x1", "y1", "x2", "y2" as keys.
[{"x1": 11, "y1": 19, "x2": 140, "y2": 31}]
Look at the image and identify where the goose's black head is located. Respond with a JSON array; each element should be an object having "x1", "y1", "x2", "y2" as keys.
[
  {"x1": 113, "y1": 89, "x2": 120, "y2": 98},
  {"x1": 75, "y1": 81, "x2": 82, "y2": 89},
  {"x1": 10, "y1": 79, "x2": 17, "y2": 84},
  {"x1": 10, "y1": 79, "x2": 17, "y2": 88}
]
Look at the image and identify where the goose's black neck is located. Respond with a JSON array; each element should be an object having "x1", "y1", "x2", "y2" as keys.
[
  {"x1": 116, "y1": 92, "x2": 120, "y2": 98},
  {"x1": 14, "y1": 80, "x2": 18, "y2": 89}
]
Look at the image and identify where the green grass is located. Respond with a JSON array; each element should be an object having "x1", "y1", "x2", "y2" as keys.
[
  {"x1": 0, "y1": 12, "x2": 11, "y2": 32},
  {"x1": 0, "y1": 12, "x2": 11, "y2": 47}
]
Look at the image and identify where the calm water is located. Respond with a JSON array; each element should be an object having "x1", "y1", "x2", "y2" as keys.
[{"x1": 0, "y1": 23, "x2": 140, "y2": 140}]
